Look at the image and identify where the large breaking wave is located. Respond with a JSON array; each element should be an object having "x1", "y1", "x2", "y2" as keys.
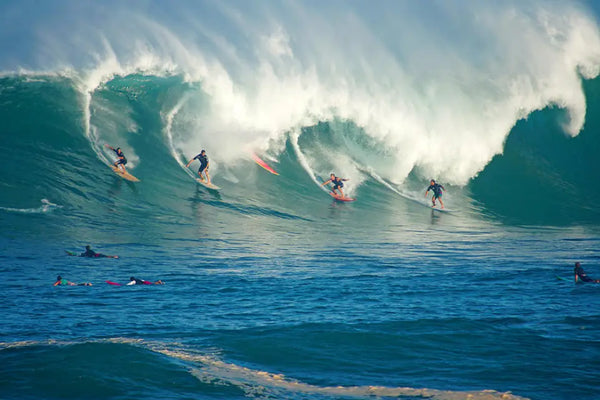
[{"x1": 1, "y1": 0, "x2": 599, "y2": 225}]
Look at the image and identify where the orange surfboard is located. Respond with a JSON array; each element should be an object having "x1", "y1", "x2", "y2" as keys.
[{"x1": 251, "y1": 153, "x2": 279, "y2": 175}]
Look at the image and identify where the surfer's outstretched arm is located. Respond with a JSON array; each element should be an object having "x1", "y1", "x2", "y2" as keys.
[
  {"x1": 185, "y1": 158, "x2": 195, "y2": 168},
  {"x1": 321, "y1": 179, "x2": 332, "y2": 186}
]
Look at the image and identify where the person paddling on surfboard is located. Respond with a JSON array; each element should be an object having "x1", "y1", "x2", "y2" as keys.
[
  {"x1": 321, "y1": 173, "x2": 349, "y2": 198},
  {"x1": 574, "y1": 262, "x2": 600, "y2": 283},
  {"x1": 54, "y1": 275, "x2": 92, "y2": 286},
  {"x1": 186, "y1": 150, "x2": 211, "y2": 184},
  {"x1": 79, "y1": 245, "x2": 119, "y2": 259},
  {"x1": 127, "y1": 276, "x2": 165, "y2": 285},
  {"x1": 105, "y1": 144, "x2": 127, "y2": 173},
  {"x1": 425, "y1": 179, "x2": 445, "y2": 209}
]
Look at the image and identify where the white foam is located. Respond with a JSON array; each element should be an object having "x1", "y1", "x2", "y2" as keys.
[
  {"x1": 0, "y1": 199, "x2": 61, "y2": 214},
  {"x1": 3, "y1": 1, "x2": 599, "y2": 186}
]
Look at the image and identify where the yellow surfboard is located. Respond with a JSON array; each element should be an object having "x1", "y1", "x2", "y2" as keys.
[
  {"x1": 196, "y1": 178, "x2": 220, "y2": 190},
  {"x1": 111, "y1": 166, "x2": 140, "y2": 182}
]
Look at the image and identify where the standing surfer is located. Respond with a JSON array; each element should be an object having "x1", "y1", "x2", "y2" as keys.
[
  {"x1": 321, "y1": 173, "x2": 349, "y2": 198},
  {"x1": 425, "y1": 179, "x2": 445, "y2": 209},
  {"x1": 186, "y1": 150, "x2": 211, "y2": 184},
  {"x1": 105, "y1": 144, "x2": 128, "y2": 173}
]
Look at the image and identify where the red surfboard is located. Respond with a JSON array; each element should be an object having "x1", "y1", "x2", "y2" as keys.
[
  {"x1": 251, "y1": 153, "x2": 279, "y2": 175},
  {"x1": 329, "y1": 192, "x2": 356, "y2": 202}
]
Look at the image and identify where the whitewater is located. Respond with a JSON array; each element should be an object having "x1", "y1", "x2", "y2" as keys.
[{"x1": 1, "y1": 1, "x2": 600, "y2": 400}]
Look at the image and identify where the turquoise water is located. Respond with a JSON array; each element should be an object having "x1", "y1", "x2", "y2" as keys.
[{"x1": 2, "y1": 2, "x2": 600, "y2": 399}]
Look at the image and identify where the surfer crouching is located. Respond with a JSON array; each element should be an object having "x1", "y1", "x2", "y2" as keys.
[
  {"x1": 321, "y1": 173, "x2": 349, "y2": 198},
  {"x1": 105, "y1": 144, "x2": 127, "y2": 173}
]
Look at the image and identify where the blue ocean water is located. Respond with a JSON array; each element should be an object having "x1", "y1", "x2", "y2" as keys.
[{"x1": 1, "y1": 2, "x2": 600, "y2": 400}]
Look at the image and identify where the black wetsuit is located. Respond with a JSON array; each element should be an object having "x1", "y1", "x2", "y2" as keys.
[
  {"x1": 427, "y1": 183, "x2": 445, "y2": 199},
  {"x1": 113, "y1": 149, "x2": 127, "y2": 166},
  {"x1": 575, "y1": 265, "x2": 594, "y2": 282},
  {"x1": 80, "y1": 249, "x2": 109, "y2": 258},
  {"x1": 331, "y1": 177, "x2": 344, "y2": 190},
  {"x1": 194, "y1": 153, "x2": 208, "y2": 172},
  {"x1": 80, "y1": 249, "x2": 98, "y2": 258}
]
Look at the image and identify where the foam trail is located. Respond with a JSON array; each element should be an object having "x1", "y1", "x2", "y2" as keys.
[
  {"x1": 360, "y1": 166, "x2": 442, "y2": 209},
  {"x1": 0, "y1": 199, "x2": 61, "y2": 214},
  {"x1": 152, "y1": 345, "x2": 529, "y2": 400},
  {"x1": 0, "y1": 338, "x2": 529, "y2": 399},
  {"x1": 289, "y1": 129, "x2": 325, "y2": 190},
  {"x1": 163, "y1": 94, "x2": 197, "y2": 180}
]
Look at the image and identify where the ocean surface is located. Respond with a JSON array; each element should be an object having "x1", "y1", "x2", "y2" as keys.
[{"x1": 1, "y1": 1, "x2": 600, "y2": 399}]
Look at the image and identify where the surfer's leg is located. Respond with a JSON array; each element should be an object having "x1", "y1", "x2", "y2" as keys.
[
  {"x1": 439, "y1": 197, "x2": 445, "y2": 209},
  {"x1": 205, "y1": 169, "x2": 211, "y2": 184}
]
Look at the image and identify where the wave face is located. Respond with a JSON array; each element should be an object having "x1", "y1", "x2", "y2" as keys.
[
  {"x1": 0, "y1": 71, "x2": 599, "y2": 226},
  {"x1": 2, "y1": 0, "x2": 599, "y2": 224}
]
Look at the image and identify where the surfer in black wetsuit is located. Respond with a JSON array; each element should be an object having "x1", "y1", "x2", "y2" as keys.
[
  {"x1": 186, "y1": 150, "x2": 211, "y2": 184},
  {"x1": 105, "y1": 144, "x2": 128, "y2": 173},
  {"x1": 80, "y1": 245, "x2": 118, "y2": 259},
  {"x1": 321, "y1": 173, "x2": 349, "y2": 198},
  {"x1": 127, "y1": 276, "x2": 165, "y2": 285},
  {"x1": 574, "y1": 262, "x2": 600, "y2": 283},
  {"x1": 425, "y1": 179, "x2": 445, "y2": 209}
]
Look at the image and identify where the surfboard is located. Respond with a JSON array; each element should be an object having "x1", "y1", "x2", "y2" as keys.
[
  {"x1": 66, "y1": 250, "x2": 118, "y2": 259},
  {"x1": 329, "y1": 192, "x2": 356, "y2": 202},
  {"x1": 111, "y1": 166, "x2": 140, "y2": 182},
  {"x1": 431, "y1": 206, "x2": 452, "y2": 213},
  {"x1": 251, "y1": 153, "x2": 279, "y2": 175},
  {"x1": 196, "y1": 178, "x2": 220, "y2": 190},
  {"x1": 106, "y1": 280, "x2": 154, "y2": 286}
]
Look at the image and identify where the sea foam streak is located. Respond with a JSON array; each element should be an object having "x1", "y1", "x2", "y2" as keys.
[{"x1": 0, "y1": 339, "x2": 530, "y2": 400}]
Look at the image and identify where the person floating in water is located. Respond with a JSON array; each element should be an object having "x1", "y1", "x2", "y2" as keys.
[
  {"x1": 54, "y1": 275, "x2": 92, "y2": 286},
  {"x1": 186, "y1": 150, "x2": 211, "y2": 184},
  {"x1": 105, "y1": 144, "x2": 127, "y2": 173},
  {"x1": 574, "y1": 262, "x2": 600, "y2": 283},
  {"x1": 79, "y1": 245, "x2": 119, "y2": 259},
  {"x1": 425, "y1": 179, "x2": 445, "y2": 209},
  {"x1": 321, "y1": 173, "x2": 349, "y2": 198},
  {"x1": 127, "y1": 276, "x2": 164, "y2": 285}
]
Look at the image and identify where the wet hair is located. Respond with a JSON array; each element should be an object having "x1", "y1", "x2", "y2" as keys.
[
  {"x1": 575, "y1": 262, "x2": 581, "y2": 267},
  {"x1": 130, "y1": 277, "x2": 135, "y2": 281},
  {"x1": 57, "y1": 275, "x2": 62, "y2": 281},
  {"x1": 201, "y1": 149, "x2": 206, "y2": 154},
  {"x1": 430, "y1": 179, "x2": 436, "y2": 183},
  {"x1": 86, "y1": 245, "x2": 90, "y2": 250}
]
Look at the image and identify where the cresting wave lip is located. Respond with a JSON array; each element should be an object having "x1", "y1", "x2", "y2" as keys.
[
  {"x1": 2, "y1": 1, "x2": 599, "y2": 187},
  {"x1": 0, "y1": 338, "x2": 530, "y2": 400}
]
